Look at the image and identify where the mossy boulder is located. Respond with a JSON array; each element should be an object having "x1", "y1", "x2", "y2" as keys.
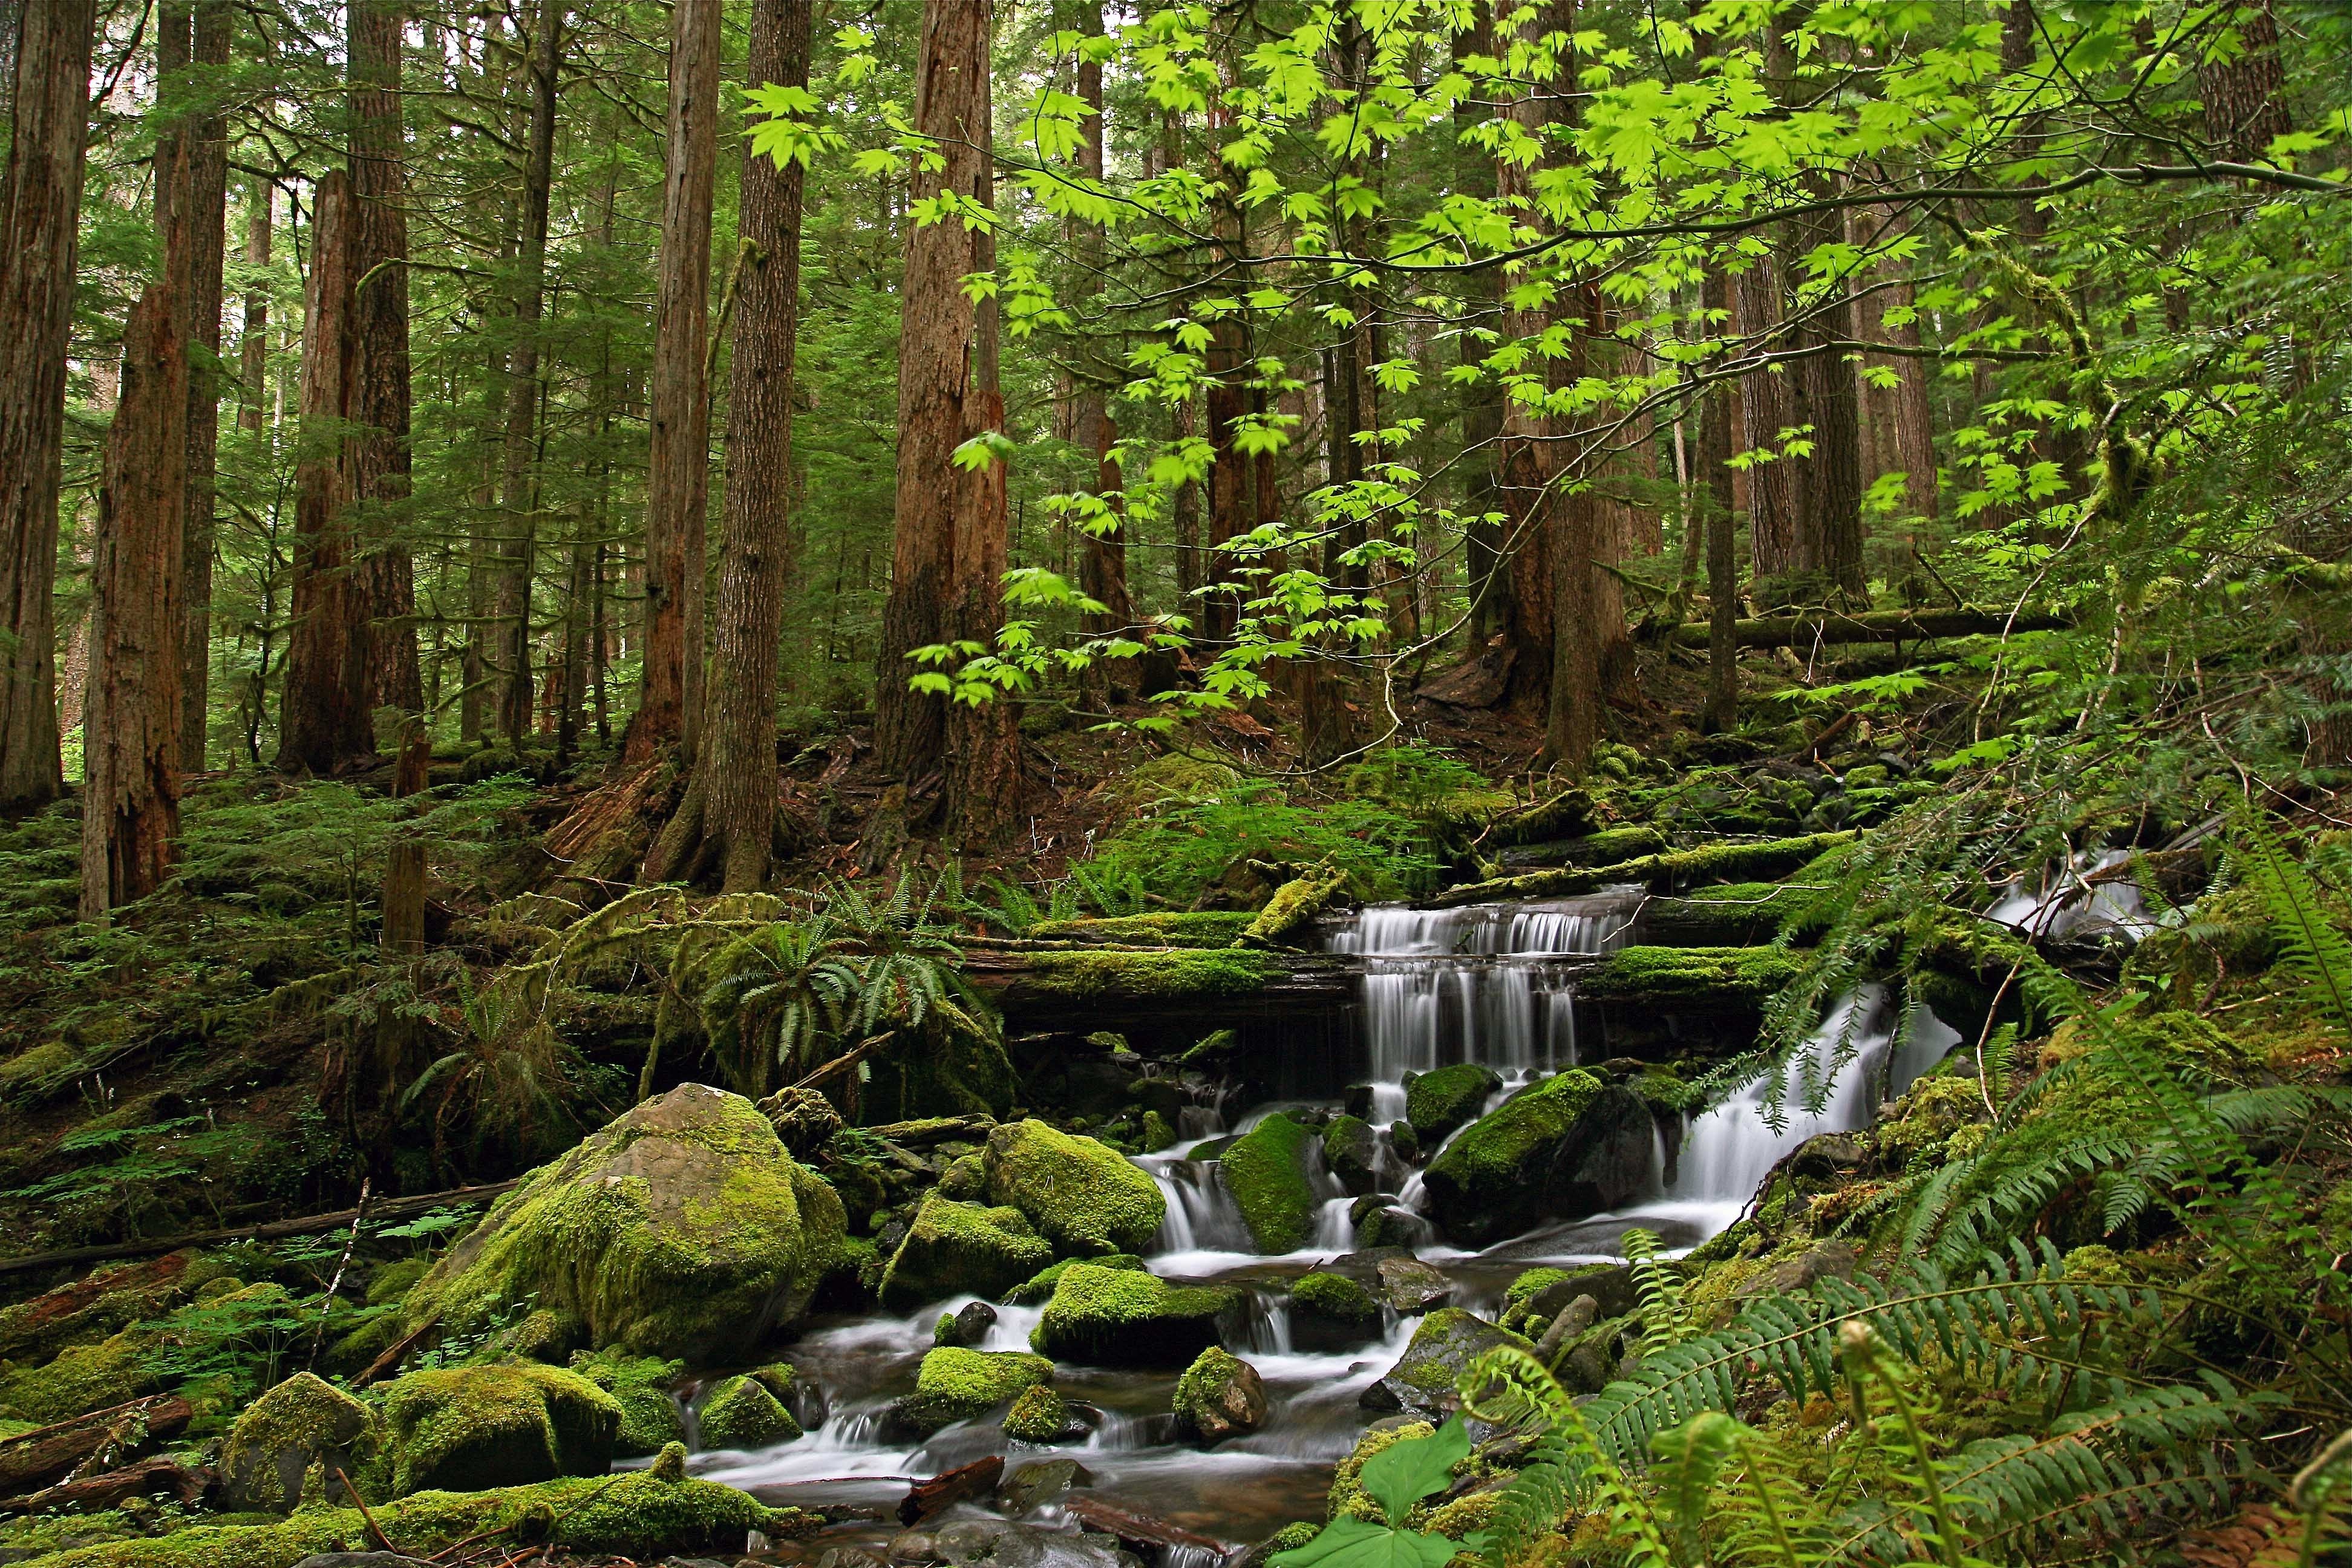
[
  {"x1": 1421, "y1": 1071, "x2": 1655, "y2": 1246},
  {"x1": 219, "y1": 1373, "x2": 385, "y2": 1514},
  {"x1": 1002, "y1": 1383, "x2": 1073, "y2": 1443},
  {"x1": 878, "y1": 1193, "x2": 1056, "y2": 1308},
  {"x1": 1290, "y1": 1272, "x2": 1380, "y2": 1351},
  {"x1": 400, "y1": 1083, "x2": 846, "y2": 1363},
  {"x1": 32, "y1": 1457, "x2": 811, "y2": 1568},
  {"x1": 1405, "y1": 1064, "x2": 1501, "y2": 1145},
  {"x1": 894, "y1": 1347, "x2": 1054, "y2": 1435},
  {"x1": 981, "y1": 1120, "x2": 1166, "y2": 1256},
  {"x1": 1221, "y1": 1112, "x2": 1320, "y2": 1253},
  {"x1": 382, "y1": 1363, "x2": 622, "y2": 1496},
  {"x1": 696, "y1": 1374, "x2": 802, "y2": 1449},
  {"x1": 1328, "y1": 1421, "x2": 1437, "y2": 1523},
  {"x1": 1365, "y1": 1308, "x2": 1534, "y2": 1419},
  {"x1": 1171, "y1": 1347, "x2": 1267, "y2": 1443},
  {"x1": 1322, "y1": 1114, "x2": 1380, "y2": 1195},
  {"x1": 1001, "y1": 1253, "x2": 1146, "y2": 1306},
  {"x1": 568, "y1": 1349, "x2": 685, "y2": 1457},
  {"x1": 1031, "y1": 1264, "x2": 1240, "y2": 1368}
]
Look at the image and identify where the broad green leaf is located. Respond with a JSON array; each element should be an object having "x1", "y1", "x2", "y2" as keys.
[{"x1": 1361, "y1": 1415, "x2": 1471, "y2": 1526}]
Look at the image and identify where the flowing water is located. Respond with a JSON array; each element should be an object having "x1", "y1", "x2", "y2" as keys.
[{"x1": 699, "y1": 887, "x2": 2050, "y2": 1555}]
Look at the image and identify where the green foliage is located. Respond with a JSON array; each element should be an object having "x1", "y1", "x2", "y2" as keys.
[
  {"x1": 1272, "y1": 1417, "x2": 1476, "y2": 1568},
  {"x1": 1081, "y1": 775, "x2": 1458, "y2": 907}
]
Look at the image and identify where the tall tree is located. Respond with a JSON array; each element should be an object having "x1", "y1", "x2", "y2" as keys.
[
  {"x1": 1700, "y1": 269, "x2": 1742, "y2": 734},
  {"x1": 1736, "y1": 257, "x2": 1802, "y2": 592},
  {"x1": 0, "y1": 0, "x2": 95, "y2": 810},
  {"x1": 1068, "y1": 0, "x2": 1133, "y2": 682},
  {"x1": 2200, "y1": 0, "x2": 2288, "y2": 164},
  {"x1": 494, "y1": 1, "x2": 566, "y2": 740},
  {"x1": 633, "y1": 0, "x2": 722, "y2": 762},
  {"x1": 82, "y1": 283, "x2": 189, "y2": 920},
  {"x1": 704, "y1": 0, "x2": 812, "y2": 889}
]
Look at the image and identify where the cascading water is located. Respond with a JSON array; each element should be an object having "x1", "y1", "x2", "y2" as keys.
[{"x1": 1987, "y1": 848, "x2": 2155, "y2": 939}]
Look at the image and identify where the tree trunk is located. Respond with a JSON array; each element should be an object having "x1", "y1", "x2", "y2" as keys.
[
  {"x1": 705, "y1": 0, "x2": 811, "y2": 890},
  {"x1": 2199, "y1": 0, "x2": 2288, "y2": 163},
  {"x1": 348, "y1": 0, "x2": 420, "y2": 723},
  {"x1": 1853, "y1": 204, "x2": 1938, "y2": 545},
  {"x1": 166, "y1": 0, "x2": 230, "y2": 773},
  {"x1": 238, "y1": 177, "x2": 270, "y2": 436},
  {"x1": 82, "y1": 287, "x2": 188, "y2": 920},
  {"x1": 1788, "y1": 194, "x2": 1866, "y2": 599},
  {"x1": 276, "y1": 174, "x2": 374, "y2": 772},
  {"x1": 1700, "y1": 269, "x2": 1740, "y2": 734},
  {"x1": 1454, "y1": 13, "x2": 1503, "y2": 650},
  {"x1": 1735, "y1": 256, "x2": 1801, "y2": 593},
  {"x1": 1069, "y1": 0, "x2": 1132, "y2": 679},
  {"x1": 495, "y1": 2, "x2": 566, "y2": 741},
  {"x1": 0, "y1": 0, "x2": 94, "y2": 810},
  {"x1": 634, "y1": 0, "x2": 722, "y2": 763},
  {"x1": 379, "y1": 720, "x2": 428, "y2": 954},
  {"x1": 874, "y1": 0, "x2": 995, "y2": 787}
]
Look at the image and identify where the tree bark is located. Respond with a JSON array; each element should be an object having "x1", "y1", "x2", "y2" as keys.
[
  {"x1": 168, "y1": 0, "x2": 230, "y2": 772},
  {"x1": 348, "y1": 0, "x2": 420, "y2": 723},
  {"x1": 1853, "y1": 203, "x2": 1937, "y2": 541},
  {"x1": 705, "y1": 0, "x2": 811, "y2": 890},
  {"x1": 238, "y1": 178, "x2": 270, "y2": 436},
  {"x1": 1788, "y1": 194, "x2": 1866, "y2": 599},
  {"x1": 1068, "y1": 0, "x2": 1132, "y2": 679},
  {"x1": 1700, "y1": 269, "x2": 1740, "y2": 733},
  {"x1": 82, "y1": 287, "x2": 188, "y2": 920},
  {"x1": 874, "y1": 0, "x2": 995, "y2": 786},
  {"x1": 0, "y1": 0, "x2": 94, "y2": 810},
  {"x1": 1735, "y1": 256, "x2": 1801, "y2": 592},
  {"x1": 634, "y1": 0, "x2": 722, "y2": 763},
  {"x1": 2199, "y1": 0, "x2": 2288, "y2": 164},
  {"x1": 1454, "y1": 12, "x2": 1503, "y2": 650},
  {"x1": 494, "y1": 2, "x2": 566, "y2": 741}
]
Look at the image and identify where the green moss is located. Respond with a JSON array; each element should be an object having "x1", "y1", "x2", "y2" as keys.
[
  {"x1": 1436, "y1": 831, "x2": 1858, "y2": 905},
  {"x1": 1171, "y1": 1346, "x2": 1264, "y2": 1440},
  {"x1": 864, "y1": 1011, "x2": 1018, "y2": 1122},
  {"x1": 219, "y1": 1373, "x2": 385, "y2": 1514},
  {"x1": 897, "y1": 1347, "x2": 1055, "y2": 1434},
  {"x1": 1018, "y1": 948, "x2": 1277, "y2": 1002},
  {"x1": 1504, "y1": 826, "x2": 1667, "y2": 869},
  {"x1": 696, "y1": 1373, "x2": 802, "y2": 1449},
  {"x1": 1220, "y1": 1113, "x2": 1318, "y2": 1253},
  {"x1": 1028, "y1": 912, "x2": 1259, "y2": 947},
  {"x1": 1001, "y1": 1252, "x2": 1146, "y2": 1305},
  {"x1": 1328, "y1": 1422, "x2": 1436, "y2": 1523},
  {"x1": 365, "y1": 1258, "x2": 431, "y2": 1306},
  {"x1": 1420, "y1": 1071, "x2": 1613, "y2": 1245},
  {"x1": 1031, "y1": 1264, "x2": 1240, "y2": 1368},
  {"x1": 1405, "y1": 1064, "x2": 1500, "y2": 1142},
  {"x1": 939, "y1": 1152, "x2": 987, "y2": 1200},
  {"x1": 568, "y1": 1348, "x2": 685, "y2": 1457},
  {"x1": 1578, "y1": 945, "x2": 1801, "y2": 1005},
  {"x1": 0, "y1": 1039, "x2": 80, "y2": 1103},
  {"x1": 878, "y1": 1193, "x2": 1056, "y2": 1308},
  {"x1": 1001, "y1": 1382, "x2": 1071, "y2": 1442},
  {"x1": 1261, "y1": 1522, "x2": 1321, "y2": 1555},
  {"x1": 382, "y1": 1362, "x2": 622, "y2": 1496},
  {"x1": 1498, "y1": 1268, "x2": 1573, "y2": 1335},
  {"x1": 36, "y1": 1463, "x2": 811, "y2": 1568},
  {"x1": 401, "y1": 1083, "x2": 846, "y2": 1363},
  {"x1": 0, "y1": 1250, "x2": 204, "y2": 1367},
  {"x1": 1142, "y1": 1111, "x2": 1177, "y2": 1150},
  {"x1": 982, "y1": 1119, "x2": 1167, "y2": 1256},
  {"x1": 1238, "y1": 865, "x2": 1352, "y2": 949},
  {"x1": 1289, "y1": 1271, "x2": 1378, "y2": 1324},
  {"x1": 0, "y1": 1271, "x2": 279, "y2": 1426}
]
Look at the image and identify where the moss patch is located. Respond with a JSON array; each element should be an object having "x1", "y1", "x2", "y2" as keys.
[
  {"x1": 219, "y1": 1373, "x2": 385, "y2": 1513},
  {"x1": 1578, "y1": 945, "x2": 1801, "y2": 1006},
  {"x1": 982, "y1": 1120, "x2": 1166, "y2": 1256},
  {"x1": 1290, "y1": 1272, "x2": 1379, "y2": 1325},
  {"x1": 696, "y1": 1373, "x2": 801, "y2": 1449},
  {"x1": 1031, "y1": 1264, "x2": 1240, "y2": 1368},
  {"x1": 1001, "y1": 1252, "x2": 1146, "y2": 1305},
  {"x1": 1001, "y1": 1383, "x2": 1071, "y2": 1443},
  {"x1": 1436, "y1": 831, "x2": 1857, "y2": 906},
  {"x1": 1328, "y1": 1422, "x2": 1437, "y2": 1523},
  {"x1": 1026, "y1": 912, "x2": 1259, "y2": 947},
  {"x1": 1016, "y1": 948, "x2": 1277, "y2": 1003},
  {"x1": 1405, "y1": 1064, "x2": 1500, "y2": 1143},
  {"x1": 1238, "y1": 865, "x2": 1352, "y2": 949},
  {"x1": 897, "y1": 1347, "x2": 1054, "y2": 1434},
  {"x1": 878, "y1": 1193, "x2": 1057, "y2": 1308},
  {"x1": 382, "y1": 1362, "x2": 622, "y2": 1496},
  {"x1": 569, "y1": 1348, "x2": 685, "y2": 1457},
  {"x1": 1422, "y1": 1071, "x2": 1616, "y2": 1245},
  {"x1": 1221, "y1": 1113, "x2": 1319, "y2": 1253}
]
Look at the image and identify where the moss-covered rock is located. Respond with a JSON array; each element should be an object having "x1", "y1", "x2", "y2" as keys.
[
  {"x1": 399, "y1": 1083, "x2": 845, "y2": 1363},
  {"x1": 1577, "y1": 945, "x2": 1802, "y2": 1006},
  {"x1": 1031, "y1": 1264, "x2": 1240, "y2": 1368},
  {"x1": 1290, "y1": 1271, "x2": 1380, "y2": 1341},
  {"x1": 1001, "y1": 1252, "x2": 1147, "y2": 1305},
  {"x1": 219, "y1": 1373, "x2": 385, "y2": 1513},
  {"x1": 1221, "y1": 1112, "x2": 1320, "y2": 1253},
  {"x1": 1001, "y1": 1383, "x2": 1073, "y2": 1443},
  {"x1": 981, "y1": 1120, "x2": 1166, "y2": 1256},
  {"x1": 33, "y1": 1455, "x2": 812, "y2": 1568},
  {"x1": 1321, "y1": 1114, "x2": 1379, "y2": 1195},
  {"x1": 1365, "y1": 1309, "x2": 1534, "y2": 1420},
  {"x1": 382, "y1": 1363, "x2": 622, "y2": 1496},
  {"x1": 1142, "y1": 1111, "x2": 1177, "y2": 1151},
  {"x1": 568, "y1": 1348, "x2": 685, "y2": 1457},
  {"x1": 895, "y1": 1347, "x2": 1054, "y2": 1435},
  {"x1": 1171, "y1": 1347, "x2": 1267, "y2": 1443},
  {"x1": 1328, "y1": 1421, "x2": 1437, "y2": 1523},
  {"x1": 696, "y1": 1373, "x2": 802, "y2": 1449},
  {"x1": 1421, "y1": 1071, "x2": 1655, "y2": 1245},
  {"x1": 1405, "y1": 1064, "x2": 1501, "y2": 1144},
  {"x1": 878, "y1": 1193, "x2": 1056, "y2": 1308}
]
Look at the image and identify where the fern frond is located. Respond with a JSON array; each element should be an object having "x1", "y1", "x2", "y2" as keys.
[{"x1": 2234, "y1": 812, "x2": 2352, "y2": 1041}]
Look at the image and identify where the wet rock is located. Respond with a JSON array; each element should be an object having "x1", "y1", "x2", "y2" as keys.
[
  {"x1": 1289, "y1": 1271, "x2": 1381, "y2": 1351},
  {"x1": 1376, "y1": 1255, "x2": 1453, "y2": 1315},
  {"x1": 934, "y1": 1300, "x2": 998, "y2": 1348},
  {"x1": 1355, "y1": 1207, "x2": 1423, "y2": 1250},
  {"x1": 892, "y1": 1348, "x2": 1054, "y2": 1436},
  {"x1": 757, "y1": 1086, "x2": 844, "y2": 1158},
  {"x1": 1031, "y1": 1264, "x2": 1241, "y2": 1368},
  {"x1": 220, "y1": 1373, "x2": 384, "y2": 1512},
  {"x1": 1002, "y1": 1383, "x2": 1075, "y2": 1443},
  {"x1": 1405, "y1": 1064, "x2": 1501, "y2": 1145},
  {"x1": 999, "y1": 1457, "x2": 1095, "y2": 1514},
  {"x1": 1503, "y1": 1263, "x2": 1638, "y2": 1335},
  {"x1": 887, "y1": 1530, "x2": 944, "y2": 1564},
  {"x1": 1789, "y1": 1132, "x2": 1867, "y2": 1180},
  {"x1": 1389, "y1": 1122, "x2": 1421, "y2": 1165},
  {"x1": 983, "y1": 1120, "x2": 1168, "y2": 1256},
  {"x1": 1364, "y1": 1308, "x2": 1534, "y2": 1419},
  {"x1": 381, "y1": 1362, "x2": 621, "y2": 1495},
  {"x1": 879, "y1": 1194, "x2": 1055, "y2": 1308},
  {"x1": 1347, "y1": 1194, "x2": 1395, "y2": 1224},
  {"x1": 697, "y1": 1373, "x2": 802, "y2": 1449},
  {"x1": 1733, "y1": 1241, "x2": 1859, "y2": 1301},
  {"x1": 1001, "y1": 1253, "x2": 1148, "y2": 1307},
  {"x1": 397, "y1": 1082, "x2": 846, "y2": 1362},
  {"x1": 1171, "y1": 1347, "x2": 1267, "y2": 1443},
  {"x1": 1321, "y1": 1115, "x2": 1380, "y2": 1197},
  {"x1": 1422, "y1": 1072, "x2": 1656, "y2": 1246},
  {"x1": 570, "y1": 1349, "x2": 688, "y2": 1457},
  {"x1": 1554, "y1": 1314, "x2": 1638, "y2": 1396},
  {"x1": 1342, "y1": 1084, "x2": 1377, "y2": 1120},
  {"x1": 1221, "y1": 1114, "x2": 1321, "y2": 1253}
]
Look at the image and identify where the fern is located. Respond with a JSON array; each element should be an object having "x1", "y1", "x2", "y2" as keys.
[
  {"x1": 2234, "y1": 811, "x2": 2352, "y2": 1041},
  {"x1": 1625, "y1": 1227, "x2": 1696, "y2": 1356}
]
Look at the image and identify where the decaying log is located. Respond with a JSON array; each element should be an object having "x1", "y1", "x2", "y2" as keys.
[
  {"x1": 0, "y1": 1183, "x2": 514, "y2": 1279},
  {"x1": 3, "y1": 1457, "x2": 211, "y2": 1514},
  {"x1": 1665, "y1": 607, "x2": 2069, "y2": 651},
  {"x1": 0, "y1": 1395, "x2": 191, "y2": 1498},
  {"x1": 1065, "y1": 1495, "x2": 1228, "y2": 1553},
  {"x1": 898, "y1": 1455, "x2": 1004, "y2": 1525}
]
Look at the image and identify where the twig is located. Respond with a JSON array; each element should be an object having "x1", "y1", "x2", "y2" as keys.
[
  {"x1": 307, "y1": 1178, "x2": 373, "y2": 1371},
  {"x1": 337, "y1": 1466, "x2": 397, "y2": 1553}
]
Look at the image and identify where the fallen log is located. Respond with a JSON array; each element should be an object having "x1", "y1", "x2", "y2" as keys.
[
  {"x1": 0, "y1": 1183, "x2": 517, "y2": 1279},
  {"x1": 351, "y1": 1310, "x2": 440, "y2": 1391},
  {"x1": 1065, "y1": 1495, "x2": 1229, "y2": 1554},
  {"x1": 1428, "y1": 831, "x2": 1855, "y2": 909},
  {"x1": 0, "y1": 1396, "x2": 191, "y2": 1498},
  {"x1": 898, "y1": 1455, "x2": 1004, "y2": 1526},
  {"x1": 1667, "y1": 606, "x2": 2070, "y2": 652},
  {"x1": 3, "y1": 1457, "x2": 212, "y2": 1514}
]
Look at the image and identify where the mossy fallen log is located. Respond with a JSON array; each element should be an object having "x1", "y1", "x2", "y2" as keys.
[
  {"x1": 1577, "y1": 946, "x2": 1802, "y2": 1007},
  {"x1": 0, "y1": 1184, "x2": 521, "y2": 1279},
  {"x1": 962, "y1": 946, "x2": 1358, "y2": 1035},
  {"x1": 1428, "y1": 831, "x2": 1854, "y2": 908},
  {"x1": 1666, "y1": 607, "x2": 2069, "y2": 650}
]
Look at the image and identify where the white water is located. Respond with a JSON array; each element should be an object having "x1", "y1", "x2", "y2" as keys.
[{"x1": 1986, "y1": 848, "x2": 2154, "y2": 939}]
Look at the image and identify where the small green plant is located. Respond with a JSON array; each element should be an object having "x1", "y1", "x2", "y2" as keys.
[{"x1": 1272, "y1": 1416, "x2": 1479, "y2": 1568}]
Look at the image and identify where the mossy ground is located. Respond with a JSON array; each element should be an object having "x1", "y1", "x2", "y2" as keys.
[
  {"x1": 1220, "y1": 1112, "x2": 1319, "y2": 1252},
  {"x1": 1016, "y1": 948, "x2": 1277, "y2": 1002}
]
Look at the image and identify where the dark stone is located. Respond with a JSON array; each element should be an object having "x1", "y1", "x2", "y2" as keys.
[
  {"x1": 1375, "y1": 1255, "x2": 1452, "y2": 1314},
  {"x1": 1422, "y1": 1079, "x2": 1658, "y2": 1246},
  {"x1": 998, "y1": 1458, "x2": 1095, "y2": 1514},
  {"x1": 936, "y1": 1301, "x2": 998, "y2": 1348},
  {"x1": 1734, "y1": 1241, "x2": 1860, "y2": 1301},
  {"x1": 1343, "y1": 1084, "x2": 1376, "y2": 1120},
  {"x1": 1365, "y1": 1308, "x2": 1533, "y2": 1418},
  {"x1": 1322, "y1": 1115, "x2": 1380, "y2": 1196},
  {"x1": 1789, "y1": 1132, "x2": 1867, "y2": 1181},
  {"x1": 1523, "y1": 1263, "x2": 1638, "y2": 1327}
]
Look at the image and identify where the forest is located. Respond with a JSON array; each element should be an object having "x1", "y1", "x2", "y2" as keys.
[{"x1": 2, "y1": 0, "x2": 2351, "y2": 1564}]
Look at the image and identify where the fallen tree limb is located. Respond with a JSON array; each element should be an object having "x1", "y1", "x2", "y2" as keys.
[
  {"x1": 1665, "y1": 607, "x2": 2070, "y2": 650},
  {"x1": 1428, "y1": 831, "x2": 1857, "y2": 909},
  {"x1": 351, "y1": 1310, "x2": 441, "y2": 1391},
  {"x1": 2, "y1": 1457, "x2": 211, "y2": 1514},
  {"x1": 0, "y1": 1183, "x2": 517, "y2": 1279},
  {"x1": 0, "y1": 1396, "x2": 191, "y2": 1498},
  {"x1": 1065, "y1": 1495, "x2": 1228, "y2": 1553}
]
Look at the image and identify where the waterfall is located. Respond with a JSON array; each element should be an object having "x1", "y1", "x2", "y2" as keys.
[{"x1": 1985, "y1": 848, "x2": 2155, "y2": 940}]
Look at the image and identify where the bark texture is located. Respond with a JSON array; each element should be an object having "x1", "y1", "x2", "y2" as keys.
[
  {"x1": 166, "y1": 0, "x2": 230, "y2": 771},
  {"x1": 1700, "y1": 268, "x2": 1740, "y2": 734},
  {"x1": 2200, "y1": 0, "x2": 2289, "y2": 163},
  {"x1": 0, "y1": 0, "x2": 95, "y2": 809}
]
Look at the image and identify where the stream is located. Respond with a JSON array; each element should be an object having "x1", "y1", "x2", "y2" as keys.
[{"x1": 690, "y1": 883, "x2": 2106, "y2": 1558}]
